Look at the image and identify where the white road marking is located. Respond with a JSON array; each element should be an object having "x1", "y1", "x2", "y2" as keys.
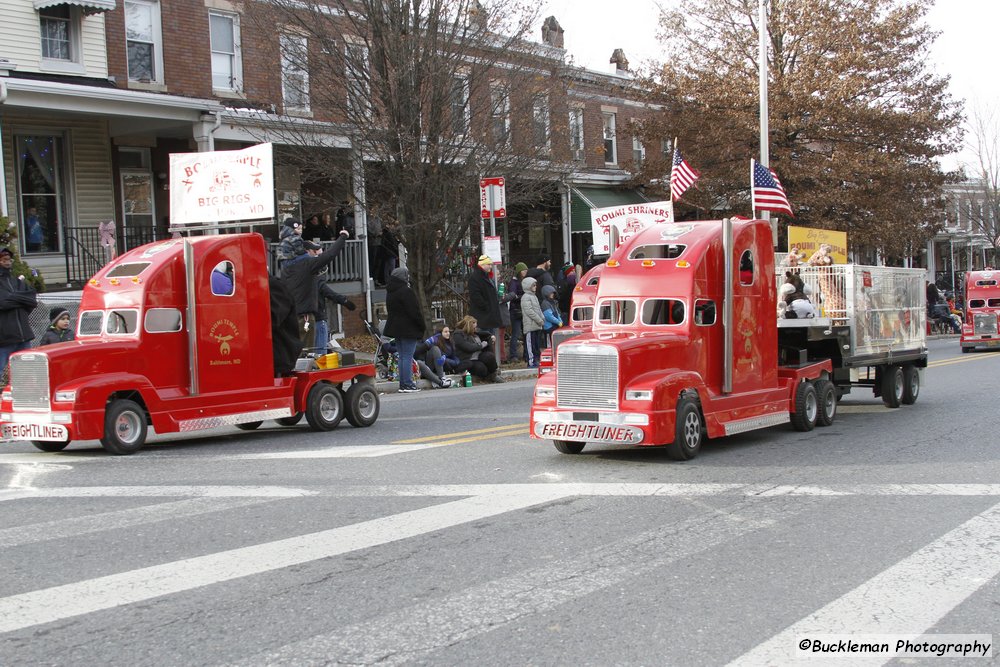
[
  {"x1": 728, "y1": 500, "x2": 1000, "y2": 667},
  {"x1": 0, "y1": 452, "x2": 97, "y2": 463},
  {"x1": 230, "y1": 495, "x2": 801, "y2": 666},
  {"x1": 0, "y1": 497, "x2": 277, "y2": 549},
  {"x1": 0, "y1": 486, "x2": 316, "y2": 499},
  {"x1": 0, "y1": 488, "x2": 571, "y2": 634},
  {"x1": 7, "y1": 462, "x2": 73, "y2": 489},
  {"x1": 233, "y1": 444, "x2": 442, "y2": 459}
]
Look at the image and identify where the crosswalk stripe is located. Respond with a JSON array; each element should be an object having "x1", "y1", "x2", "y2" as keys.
[{"x1": 728, "y1": 500, "x2": 1000, "y2": 666}]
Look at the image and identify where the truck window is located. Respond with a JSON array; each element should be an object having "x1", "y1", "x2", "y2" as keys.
[
  {"x1": 990, "y1": 299, "x2": 1000, "y2": 308},
  {"x1": 739, "y1": 250, "x2": 754, "y2": 286},
  {"x1": 597, "y1": 299, "x2": 637, "y2": 325},
  {"x1": 694, "y1": 299, "x2": 716, "y2": 325},
  {"x1": 572, "y1": 306, "x2": 594, "y2": 323},
  {"x1": 587, "y1": 275, "x2": 599, "y2": 287},
  {"x1": 976, "y1": 280, "x2": 997, "y2": 286},
  {"x1": 211, "y1": 261, "x2": 235, "y2": 297},
  {"x1": 106, "y1": 310, "x2": 139, "y2": 335},
  {"x1": 105, "y1": 262, "x2": 151, "y2": 278},
  {"x1": 641, "y1": 299, "x2": 685, "y2": 325},
  {"x1": 970, "y1": 299, "x2": 986, "y2": 308},
  {"x1": 629, "y1": 244, "x2": 686, "y2": 260},
  {"x1": 145, "y1": 308, "x2": 183, "y2": 333},
  {"x1": 78, "y1": 311, "x2": 104, "y2": 336}
]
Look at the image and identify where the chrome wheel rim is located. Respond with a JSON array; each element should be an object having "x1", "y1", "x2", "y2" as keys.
[
  {"x1": 682, "y1": 411, "x2": 701, "y2": 449},
  {"x1": 893, "y1": 371, "x2": 904, "y2": 400},
  {"x1": 805, "y1": 392, "x2": 818, "y2": 423},
  {"x1": 357, "y1": 390, "x2": 377, "y2": 419},
  {"x1": 823, "y1": 389, "x2": 836, "y2": 419},
  {"x1": 320, "y1": 392, "x2": 341, "y2": 422},
  {"x1": 115, "y1": 410, "x2": 142, "y2": 445}
]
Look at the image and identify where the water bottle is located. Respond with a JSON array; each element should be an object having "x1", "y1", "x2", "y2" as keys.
[
  {"x1": 463, "y1": 371, "x2": 472, "y2": 387},
  {"x1": 498, "y1": 282, "x2": 505, "y2": 299}
]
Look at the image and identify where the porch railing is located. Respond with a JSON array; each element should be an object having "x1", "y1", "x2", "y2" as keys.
[{"x1": 64, "y1": 225, "x2": 168, "y2": 285}]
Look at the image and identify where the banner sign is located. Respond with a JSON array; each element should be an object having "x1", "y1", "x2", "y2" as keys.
[
  {"x1": 590, "y1": 201, "x2": 672, "y2": 255},
  {"x1": 787, "y1": 226, "x2": 848, "y2": 264},
  {"x1": 169, "y1": 143, "x2": 274, "y2": 225},
  {"x1": 483, "y1": 235, "x2": 503, "y2": 265}
]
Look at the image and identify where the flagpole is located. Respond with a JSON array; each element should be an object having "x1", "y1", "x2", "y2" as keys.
[
  {"x1": 758, "y1": 0, "x2": 775, "y2": 246},
  {"x1": 668, "y1": 137, "x2": 677, "y2": 223}
]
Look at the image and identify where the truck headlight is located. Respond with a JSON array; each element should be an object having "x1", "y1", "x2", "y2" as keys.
[
  {"x1": 625, "y1": 390, "x2": 653, "y2": 401},
  {"x1": 54, "y1": 390, "x2": 76, "y2": 402},
  {"x1": 535, "y1": 386, "x2": 555, "y2": 398},
  {"x1": 1, "y1": 391, "x2": 10, "y2": 402}
]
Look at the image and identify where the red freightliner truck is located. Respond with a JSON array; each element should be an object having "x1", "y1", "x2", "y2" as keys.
[
  {"x1": 0, "y1": 233, "x2": 380, "y2": 455},
  {"x1": 530, "y1": 218, "x2": 927, "y2": 459},
  {"x1": 960, "y1": 270, "x2": 1000, "y2": 352}
]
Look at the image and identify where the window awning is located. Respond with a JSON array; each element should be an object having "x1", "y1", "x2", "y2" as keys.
[
  {"x1": 570, "y1": 186, "x2": 650, "y2": 233},
  {"x1": 34, "y1": 0, "x2": 116, "y2": 15}
]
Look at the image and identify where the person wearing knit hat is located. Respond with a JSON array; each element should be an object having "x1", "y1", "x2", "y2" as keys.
[
  {"x1": 38, "y1": 307, "x2": 74, "y2": 346},
  {"x1": 506, "y1": 261, "x2": 529, "y2": 362},
  {"x1": 276, "y1": 218, "x2": 305, "y2": 266},
  {"x1": 478, "y1": 255, "x2": 493, "y2": 268}
]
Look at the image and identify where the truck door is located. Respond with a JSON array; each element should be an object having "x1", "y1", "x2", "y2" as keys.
[{"x1": 730, "y1": 226, "x2": 778, "y2": 393}]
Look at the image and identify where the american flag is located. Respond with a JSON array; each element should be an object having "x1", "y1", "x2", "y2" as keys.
[
  {"x1": 670, "y1": 148, "x2": 700, "y2": 201},
  {"x1": 751, "y1": 159, "x2": 794, "y2": 217}
]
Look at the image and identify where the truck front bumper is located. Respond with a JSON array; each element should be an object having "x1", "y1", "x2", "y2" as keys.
[{"x1": 531, "y1": 409, "x2": 649, "y2": 445}]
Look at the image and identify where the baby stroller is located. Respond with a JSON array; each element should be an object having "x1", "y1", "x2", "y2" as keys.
[{"x1": 361, "y1": 318, "x2": 420, "y2": 382}]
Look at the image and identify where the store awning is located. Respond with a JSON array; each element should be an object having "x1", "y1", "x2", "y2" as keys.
[
  {"x1": 34, "y1": 0, "x2": 116, "y2": 15},
  {"x1": 570, "y1": 186, "x2": 650, "y2": 233}
]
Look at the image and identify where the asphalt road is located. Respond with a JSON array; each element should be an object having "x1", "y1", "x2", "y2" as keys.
[{"x1": 1, "y1": 338, "x2": 998, "y2": 666}]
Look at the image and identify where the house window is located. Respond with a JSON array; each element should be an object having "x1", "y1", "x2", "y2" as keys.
[
  {"x1": 125, "y1": 0, "x2": 163, "y2": 83},
  {"x1": 281, "y1": 33, "x2": 310, "y2": 112},
  {"x1": 39, "y1": 6, "x2": 76, "y2": 62},
  {"x1": 632, "y1": 136, "x2": 645, "y2": 165},
  {"x1": 15, "y1": 134, "x2": 67, "y2": 255},
  {"x1": 533, "y1": 95, "x2": 550, "y2": 151},
  {"x1": 451, "y1": 75, "x2": 470, "y2": 136},
  {"x1": 490, "y1": 85, "x2": 510, "y2": 145},
  {"x1": 210, "y1": 11, "x2": 242, "y2": 92},
  {"x1": 602, "y1": 112, "x2": 616, "y2": 165},
  {"x1": 345, "y1": 40, "x2": 369, "y2": 113},
  {"x1": 661, "y1": 139, "x2": 671, "y2": 161},
  {"x1": 569, "y1": 108, "x2": 584, "y2": 160}
]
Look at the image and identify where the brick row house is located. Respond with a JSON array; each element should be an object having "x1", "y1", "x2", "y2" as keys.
[{"x1": 0, "y1": 1, "x2": 659, "y2": 332}]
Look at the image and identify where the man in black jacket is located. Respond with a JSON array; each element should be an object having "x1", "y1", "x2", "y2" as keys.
[
  {"x1": 468, "y1": 255, "x2": 502, "y2": 331},
  {"x1": 525, "y1": 254, "x2": 555, "y2": 293},
  {"x1": 383, "y1": 267, "x2": 425, "y2": 393},
  {"x1": 0, "y1": 248, "x2": 38, "y2": 374},
  {"x1": 280, "y1": 230, "x2": 349, "y2": 350}
]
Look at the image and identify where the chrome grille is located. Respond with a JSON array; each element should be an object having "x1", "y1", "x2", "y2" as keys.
[
  {"x1": 557, "y1": 345, "x2": 619, "y2": 410},
  {"x1": 10, "y1": 353, "x2": 50, "y2": 410},
  {"x1": 974, "y1": 313, "x2": 998, "y2": 335}
]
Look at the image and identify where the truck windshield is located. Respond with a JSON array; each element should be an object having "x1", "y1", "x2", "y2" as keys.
[
  {"x1": 628, "y1": 244, "x2": 685, "y2": 260},
  {"x1": 597, "y1": 299, "x2": 637, "y2": 325},
  {"x1": 106, "y1": 310, "x2": 139, "y2": 335},
  {"x1": 641, "y1": 299, "x2": 685, "y2": 325}
]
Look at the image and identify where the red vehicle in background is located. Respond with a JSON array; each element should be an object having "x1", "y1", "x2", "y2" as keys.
[
  {"x1": 530, "y1": 218, "x2": 927, "y2": 460},
  {"x1": 960, "y1": 270, "x2": 1000, "y2": 352},
  {"x1": 0, "y1": 234, "x2": 380, "y2": 455},
  {"x1": 538, "y1": 264, "x2": 602, "y2": 375}
]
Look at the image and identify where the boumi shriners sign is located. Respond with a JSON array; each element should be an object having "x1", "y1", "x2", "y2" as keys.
[
  {"x1": 590, "y1": 201, "x2": 672, "y2": 255},
  {"x1": 169, "y1": 143, "x2": 275, "y2": 224}
]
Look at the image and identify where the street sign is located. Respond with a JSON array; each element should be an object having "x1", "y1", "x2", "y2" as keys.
[
  {"x1": 480, "y1": 177, "x2": 506, "y2": 219},
  {"x1": 483, "y1": 235, "x2": 503, "y2": 265}
]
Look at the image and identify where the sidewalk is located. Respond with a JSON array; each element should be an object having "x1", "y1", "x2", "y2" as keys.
[{"x1": 375, "y1": 366, "x2": 539, "y2": 394}]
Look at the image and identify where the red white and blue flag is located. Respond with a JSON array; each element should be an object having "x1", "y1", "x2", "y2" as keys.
[
  {"x1": 670, "y1": 148, "x2": 700, "y2": 202},
  {"x1": 751, "y1": 159, "x2": 794, "y2": 217}
]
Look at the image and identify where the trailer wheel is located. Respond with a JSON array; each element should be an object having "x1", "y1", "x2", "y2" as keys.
[
  {"x1": 666, "y1": 396, "x2": 704, "y2": 461},
  {"x1": 901, "y1": 365, "x2": 920, "y2": 405},
  {"x1": 100, "y1": 399, "x2": 148, "y2": 455},
  {"x1": 32, "y1": 439, "x2": 69, "y2": 452},
  {"x1": 814, "y1": 379, "x2": 837, "y2": 426},
  {"x1": 345, "y1": 383, "x2": 379, "y2": 427},
  {"x1": 553, "y1": 440, "x2": 585, "y2": 454},
  {"x1": 235, "y1": 421, "x2": 263, "y2": 431},
  {"x1": 305, "y1": 383, "x2": 344, "y2": 431},
  {"x1": 275, "y1": 413, "x2": 303, "y2": 426},
  {"x1": 790, "y1": 382, "x2": 818, "y2": 431},
  {"x1": 881, "y1": 365, "x2": 904, "y2": 408}
]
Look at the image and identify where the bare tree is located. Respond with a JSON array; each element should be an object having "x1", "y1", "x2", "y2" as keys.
[
  {"x1": 962, "y1": 103, "x2": 1000, "y2": 264},
  {"x1": 239, "y1": 0, "x2": 566, "y2": 324},
  {"x1": 634, "y1": 0, "x2": 963, "y2": 261}
]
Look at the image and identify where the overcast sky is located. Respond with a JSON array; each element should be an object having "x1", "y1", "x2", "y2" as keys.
[{"x1": 537, "y1": 0, "x2": 998, "y2": 172}]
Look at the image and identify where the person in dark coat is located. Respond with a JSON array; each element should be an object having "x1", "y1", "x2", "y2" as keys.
[
  {"x1": 302, "y1": 214, "x2": 332, "y2": 242},
  {"x1": 38, "y1": 307, "x2": 74, "y2": 346},
  {"x1": 467, "y1": 254, "x2": 503, "y2": 333},
  {"x1": 383, "y1": 266, "x2": 426, "y2": 392},
  {"x1": 313, "y1": 271, "x2": 356, "y2": 353},
  {"x1": 452, "y1": 315, "x2": 501, "y2": 382},
  {"x1": 279, "y1": 230, "x2": 349, "y2": 350},
  {"x1": 269, "y1": 276, "x2": 302, "y2": 375},
  {"x1": 525, "y1": 254, "x2": 555, "y2": 294},
  {"x1": 0, "y1": 247, "x2": 38, "y2": 373},
  {"x1": 506, "y1": 262, "x2": 527, "y2": 361}
]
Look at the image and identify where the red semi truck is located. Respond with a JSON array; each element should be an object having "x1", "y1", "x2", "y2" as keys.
[
  {"x1": 960, "y1": 270, "x2": 1000, "y2": 352},
  {"x1": 530, "y1": 218, "x2": 927, "y2": 459},
  {"x1": 0, "y1": 233, "x2": 380, "y2": 455}
]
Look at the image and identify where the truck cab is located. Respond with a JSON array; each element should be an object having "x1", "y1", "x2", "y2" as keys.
[
  {"x1": 960, "y1": 270, "x2": 1000, "y2": 352},
  {"x1": 1, "y1": 234, "x2": 379, "y2": 454}
]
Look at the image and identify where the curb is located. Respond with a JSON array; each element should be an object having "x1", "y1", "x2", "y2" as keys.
[{"x1": 376, "y1": 367, "x2": 539, "y2": 394}]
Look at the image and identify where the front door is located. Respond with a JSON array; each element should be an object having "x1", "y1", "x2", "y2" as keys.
[{"x1": 121, "y1": 170, "x2": 156, "y2": 252}]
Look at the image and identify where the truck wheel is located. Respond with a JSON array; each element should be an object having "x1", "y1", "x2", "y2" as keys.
[
  {"x1": 32, "y1": 440, "x2": 69, "y2": 452},
  {"x1": 901, "y1": 365, "x2": 920, "y2": 405},
  {"x1": 814, "y1": 379, "x2": 837, "y2": 426},
  {"x1": 961, "y1": 346, "x2": 972, "y2": 354},
  {"x1": 305, "y1": 383, "x2": 344, "y2": 431},
  {"x1": 236, "y1": 421, "x2": 263, "y2": 431},
  {"x1": 275, "y1": 413, "x2": 303, "y2": 426},
  {"x1": 100, "y1": 399, "x2": 148, "y2": 455},
  {"x1": 881, "y1": 365, "x2": 904, "y2": 408},
  {"x1": 790, "y1": 382, "x2": 818, "y2": 431},
  {"x1": 345, "y1": 383, "x2": 379, "y2": 427},
  {"x1": 553, "y1": 440, "x2": 585, "y2": 454},
  {"x1": 666, "y1": 396, "x2": 704, "y2": 461}
]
